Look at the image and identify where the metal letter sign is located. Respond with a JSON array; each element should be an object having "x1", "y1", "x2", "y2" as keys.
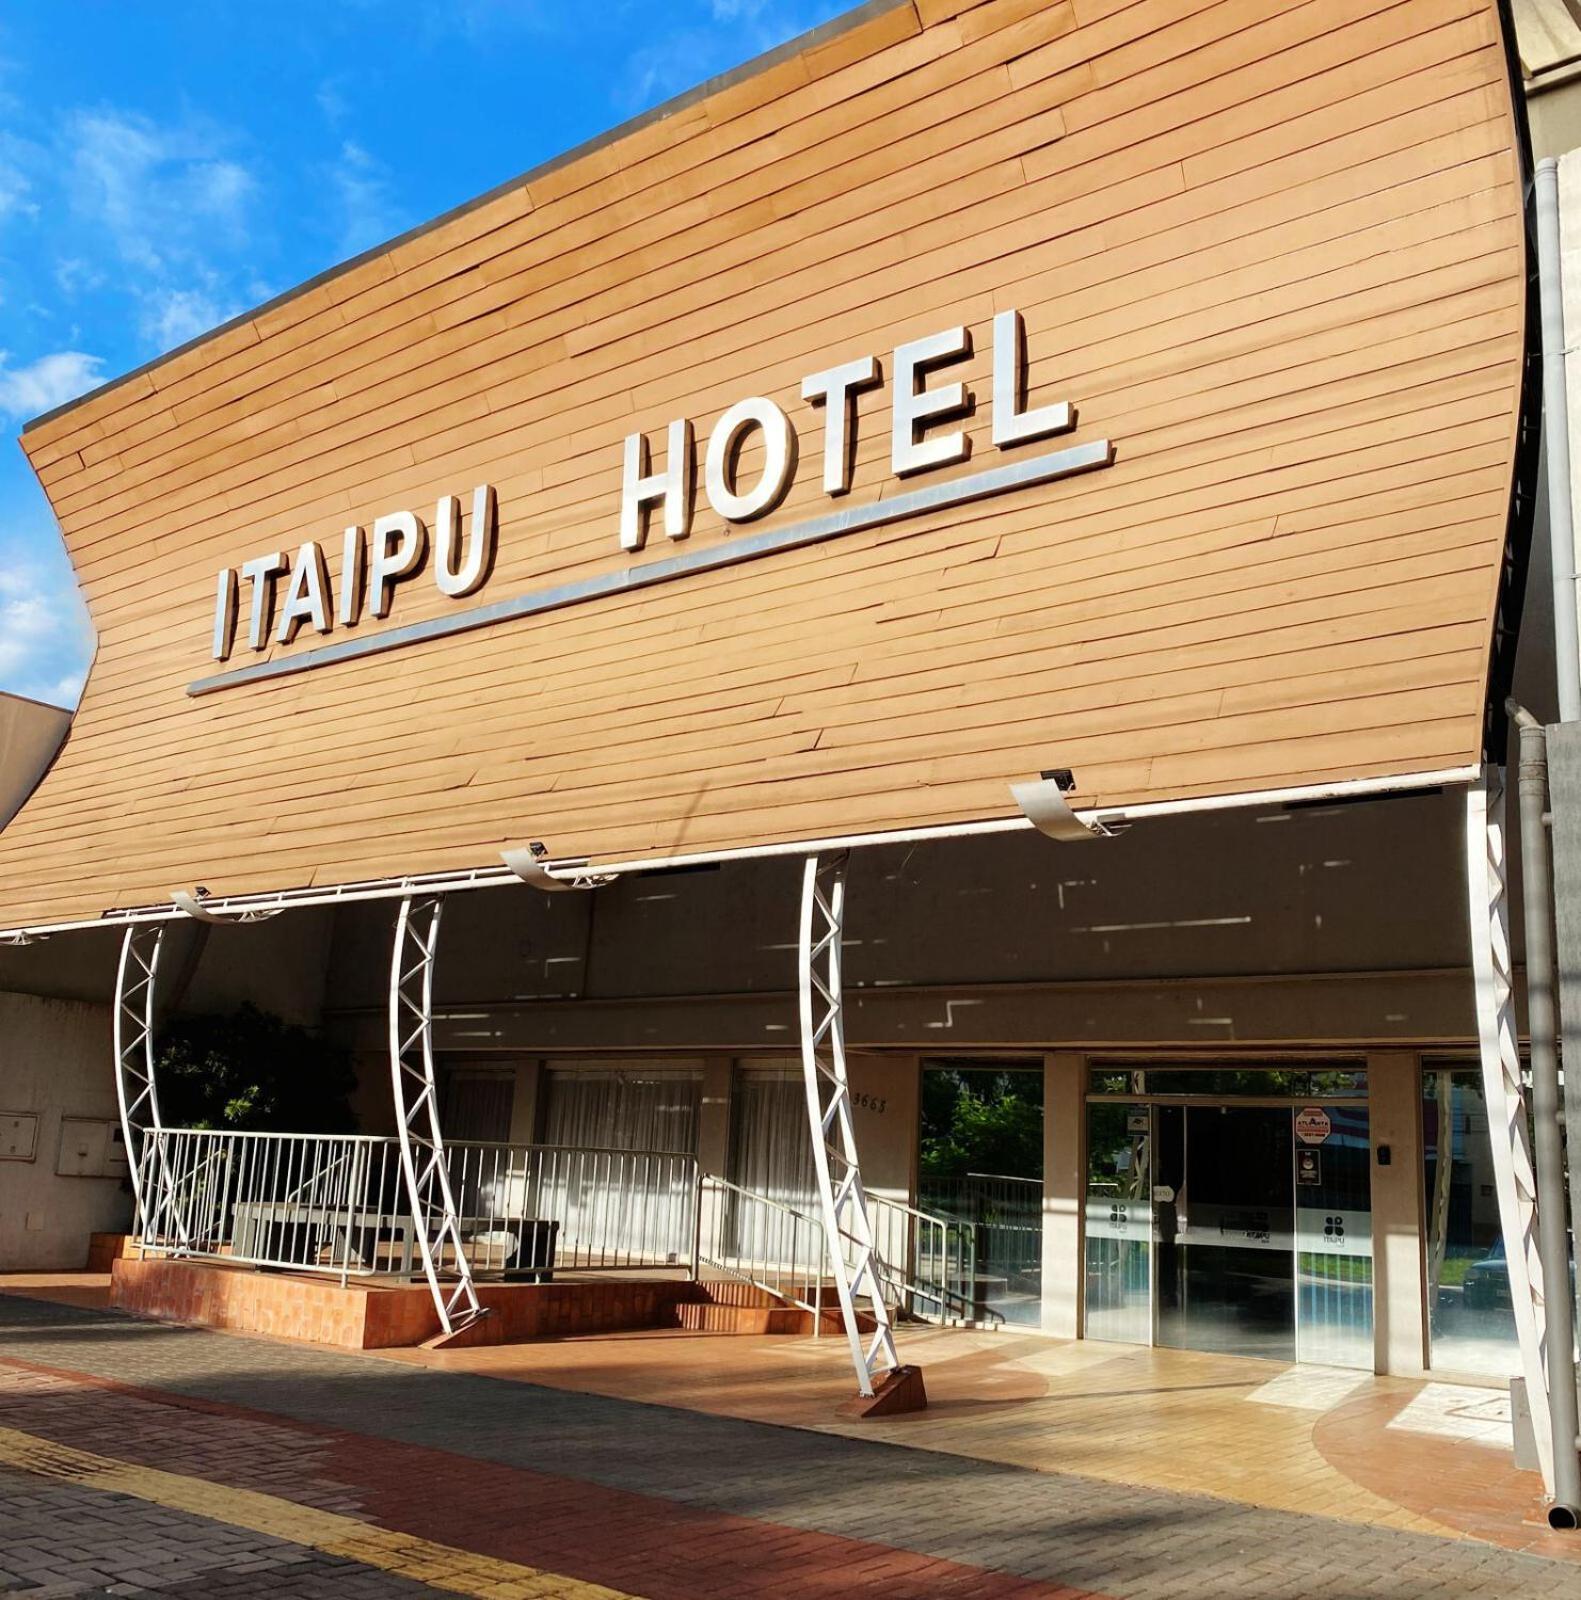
[{"x1": 192, "y1": 307, "x2": 1114, "y2": 695}]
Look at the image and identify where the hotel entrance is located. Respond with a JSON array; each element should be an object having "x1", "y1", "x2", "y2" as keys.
[{"x1": 1084, "y1": 1066, "x2": 1373, "y2": 1369}]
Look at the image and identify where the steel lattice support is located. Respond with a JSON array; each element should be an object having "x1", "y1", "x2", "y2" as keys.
[
  {"x1": 1465, "y1": 770, "x2": 1554, "y2": 1490},
  {"x1": 112, "y1": 923, "x2": 185, "y2": 1248},
  {"x1": 797, "y1": 854, "x2": 900, "y2": 1397},
  {"x1": 389, "y1": 893, "x2": 483, "y2": 1335},
  {"x1": 113, "y1": 923, "x2": 165, "y2": 1233}
]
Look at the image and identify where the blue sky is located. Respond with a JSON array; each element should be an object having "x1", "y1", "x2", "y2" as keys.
[{"x1": 0, "y1": 0, "x2": 846, "y2": 707}]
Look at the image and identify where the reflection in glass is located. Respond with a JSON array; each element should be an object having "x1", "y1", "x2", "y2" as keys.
[
  {"x1": 1295, "y1": 1104, "x2": 1373, "y2": 1369},
  {"x1": 1088, "y1": 1065, "x2": 1369, "y2": 1100},
  {"x1": 1422, "y1": 1068, "x2": 1521, "y2": 1377},
  {"x1": 1083, "y1": 1102, "x2": 1151, "y2": 1344},
  {"x1": 1156, "y1": 1104, "x2": 1297, "y2": 1362},
  {"x1": 919, "y1": 1061, "x2": 1044, "y2": 1326}
]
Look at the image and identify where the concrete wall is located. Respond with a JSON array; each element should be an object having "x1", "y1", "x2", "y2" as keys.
[
  {"x1": 0, "y1": 990, "x2": 128, "y2": 1270},
  {"x1": 322, "y1": 787, "x2": 1513, "y2": 1061}
]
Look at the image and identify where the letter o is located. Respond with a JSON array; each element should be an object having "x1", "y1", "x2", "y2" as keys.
[{"x1": 704, "y1": 397, "x2": 797, "y2": 523}]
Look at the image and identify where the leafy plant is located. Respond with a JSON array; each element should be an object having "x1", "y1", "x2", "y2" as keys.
[
  {"x1": 154, "y1": 1003, "x2": 357, "y2": 1132},
  {"x1": 920, "y1": 1067, "x2": 1043, "y2": 1179}
]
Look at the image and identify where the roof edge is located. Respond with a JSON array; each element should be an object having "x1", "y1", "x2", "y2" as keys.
[{"x1": 22, "y1": 0, "x2": 914, "y2": 437}]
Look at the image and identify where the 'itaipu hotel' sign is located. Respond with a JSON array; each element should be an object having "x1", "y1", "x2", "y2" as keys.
[
  {"x1": 203, "y1": 308, "x2": 1111, "y2": 676},
  {"x1": 0, "y1": 0, "x2": 1536, "y2": 923}
]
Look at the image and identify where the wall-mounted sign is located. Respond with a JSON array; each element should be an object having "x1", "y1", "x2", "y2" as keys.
[
  {"x1": 211, "y1": 485, "x2": 498, "y2": 662},
  {"x1": 1295, "y1": 1108, "x2": 1333, "y2": 1146},
  {"x1": 198, "y1": 308, "x2": 1111, "y2": 683}
]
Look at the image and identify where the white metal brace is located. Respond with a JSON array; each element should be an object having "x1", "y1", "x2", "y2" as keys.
[
  {"x1": 797, "y1": 854, "x2": 901, "y2": 1397},
  {"x1": 112, "y1": 923, "x2": 182, "y2": 1249},
  {"x1": 389, "y1": 893, "x2": 484, "y2": 1336},
  {"x1": 1465, "y1": 769, "x2": 1554, "y2": 1490}
]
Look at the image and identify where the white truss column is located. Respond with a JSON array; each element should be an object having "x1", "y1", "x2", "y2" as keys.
[
  {"x1": 797, "y1": 854, "x2": 900, "y2": 1397},
  {"x1": 112, "y1": 923, "x2": 183, "y2": 1248},
  {"x1": 389, "y1": 893, "x2": 483, "y2": 1336},
  {"x1": 1465, "y1": 770, "x2": 1554, "y2": 1490}
]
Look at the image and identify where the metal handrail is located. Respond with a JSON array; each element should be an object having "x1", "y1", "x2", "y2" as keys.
[
  {"x1": 865, "y1": 1191, "x2": 990, "y2": 1326},
  {"x1": 696, "y1": 1173, "x2": 829, "y2": 1315},
  {"x1": 138, "y1": 1128, "x2": 404, "y2": 1283},
  {"x1": 134, "y1": 1127, "x2": 1000, "y2": 1326},
  {"x1": 443, "y1": 1140, "x2": 700, "y2": 1273}
]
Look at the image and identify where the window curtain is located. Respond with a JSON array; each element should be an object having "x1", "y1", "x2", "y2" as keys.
[
  {"x1": 727, "y1": 1066, "x2": 817, "y2": 1260},
  {"x1": 533, "y1": 1067, "x2": 703, "y2": 1264}
]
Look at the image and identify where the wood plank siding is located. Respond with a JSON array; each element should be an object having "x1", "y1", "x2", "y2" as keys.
[{"x1": 1, "y1": 0, "x2": 1531, "y2": 924}]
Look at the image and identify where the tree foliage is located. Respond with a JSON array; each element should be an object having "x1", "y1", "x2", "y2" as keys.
[
  {"x1": 154, "y1": 1003, "x2": 357, "y2": 1133},
  {"x1": 920, "y1": 1067, "x2": 1043, "y2": 1179}
]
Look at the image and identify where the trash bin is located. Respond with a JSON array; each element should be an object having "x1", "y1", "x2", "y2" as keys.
[{"x1": 503, "y1": 1218, "x2": 559, "y2": 1283}]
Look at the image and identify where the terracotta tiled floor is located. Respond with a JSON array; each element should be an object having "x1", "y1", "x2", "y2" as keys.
[
  {"x1": 376, "y1": 1320, "x2": 1573, "y2": 1559},
  {"x1": 6, "y1": 1272, "x2": 1572, "y2": 1561},
  {"x1": 3, "y1": 1279, "x2": 1579, "y2": 1598}
]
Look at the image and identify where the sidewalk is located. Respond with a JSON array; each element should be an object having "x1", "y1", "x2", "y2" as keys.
[{"x1": 0, "y1": 1281, "x2": 1577, "y2": 1598}]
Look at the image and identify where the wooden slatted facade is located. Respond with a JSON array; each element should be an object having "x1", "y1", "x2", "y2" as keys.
[{"x1": 1, "y1": 0, "x2": 1534, "y2": 926}]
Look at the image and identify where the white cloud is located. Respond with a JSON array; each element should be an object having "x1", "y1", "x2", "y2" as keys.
[
  {"x1": 316, "y1": 78, "x2": 350, "y2": 126},
  {"x1": 617, "y1": 2, "x2": 819, "y2": 111},
  {"x1": 0, "y1": 557, "x2": 93, "y2": 708},
  {"x1": 330, "y1": 140, "x2": 405, "y2": 260},
  {"x1": 0, "y1": 350, "x2": 104, "y2": 420},
  {"x1": 53, "y1": 257, "x2": 103, "y2": 298},
  {"x1": 137, "y1": 286, "x2": 243, "y2": 353},
  {"x1": 65, "y1": 108, "x2": 255, "y2": 277}
]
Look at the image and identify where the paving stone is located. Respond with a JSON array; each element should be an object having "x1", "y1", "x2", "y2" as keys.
[{"x1": 0, "y1": 1292, "x2": 1576, "y2": 1599}]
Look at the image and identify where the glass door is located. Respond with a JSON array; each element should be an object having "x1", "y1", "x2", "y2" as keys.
[
  {"x1": 1082, "y1": 1101, "x2": 1152, "y2": 1344},
  {"x1": 1294, "y1": 1102, "x2": 1374, "y2": 1368},
  {"x1": 1156, "y1": 1104, "x2": 1296, "y2": 1362}
]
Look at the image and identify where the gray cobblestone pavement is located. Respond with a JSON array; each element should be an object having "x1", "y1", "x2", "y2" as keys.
[
  {"x1": 0, "y1": 1463, "x2": 450, "y2": 1598},
  {"x1": 0, "y1": 1292, "x2": 1577, "y2": 1599}
]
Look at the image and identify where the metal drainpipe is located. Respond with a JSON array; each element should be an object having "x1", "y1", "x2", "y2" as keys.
[
  {"x1": 1536, "y1": 160, "x2": 1581, "y2": 724},
  {"x1": 1509, "y1": 699, "x2": 1581, "y2": 1527}
]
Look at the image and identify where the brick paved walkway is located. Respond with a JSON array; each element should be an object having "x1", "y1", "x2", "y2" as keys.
[{"x1": 0, "y1": 1292, "x2": 1576, "y2": 1599}]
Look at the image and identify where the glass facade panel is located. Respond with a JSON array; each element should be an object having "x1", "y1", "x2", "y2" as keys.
[
  {"x1": 1422, "y1": 1067, "x2": 1521, "y2": 1377},
  {"x1": 1156, "y1": 1104, "x2": 1296, "y2": 1362},
  {"x1": 919, "y1": 1061, "x2": 1045, "y2": 1327},
  {"x1": 1089, "y1": 1065, "x2": 1368, "y2": 1100},
  {"x1": 1295, "y1": 1103, "x2": 1373, "y2": 1369},
  {"x1": 1081, "y1": 1072, "x2": 1373, "y2": 1369},
  {"x1": 1083, "y1": 1101, "x2": 1151, "y2": 1345}
]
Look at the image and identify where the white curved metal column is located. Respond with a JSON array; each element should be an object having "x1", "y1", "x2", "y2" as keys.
[
  {"x1": 798, "y1": 854, "x2": 900, "y2": 1397},
  {"x1": 389, "y1": 892, "x2": 483, "y2": 1335},
  {"x1": 1465, "y1": 770, "x2": 1553, "y2": 1489},
  {"x1": 113, "y1": 923, "x2": 176, "y2": 1243}
]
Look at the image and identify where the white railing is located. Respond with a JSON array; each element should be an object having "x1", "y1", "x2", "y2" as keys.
[
  {"x1": 443, "y1": 1141, "x2": 699, "y2": 1274},
  {"x1": 866, "y1": 1192, "x2": 985, "y2": 1325},
  {"x1": 139, "y1": 1128, "x2": 407, "y2": 1282},
  {"x1": 137, "y1": 1128, "x2": 991, "y2": 1324},
  {"x1": 696, "y1": 1173, "x2": 828, "y2": 1312},
  {"x1": 137, "y1": 1129, "x2": 701, "y2": 1283}
]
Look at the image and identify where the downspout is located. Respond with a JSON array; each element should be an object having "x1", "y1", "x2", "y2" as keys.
[
  {"x1": 1509, "y1": 700, "x2": 1581, "y2": 1527},
  {"x1": 1537, "y1": 160, "x2": 1581, "y2": 723}
]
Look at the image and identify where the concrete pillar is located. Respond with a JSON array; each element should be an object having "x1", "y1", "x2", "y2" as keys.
[
  {"x1": 1368, "y1": 1049, "x2": 1427, "y2": 1375},
  {"x1": 698, "y1": 1058, "x2": 733, "y2": 1176},
  {"x1": 848, "y1": 1054, "x2": 919, "y2": 1205},
  {"x1": 1042, "y1": 1050, "x2": 1085, "y2": 1338},
  {"x1": 506, "y1": 1060, "x2": 542, "y2": 1145}
]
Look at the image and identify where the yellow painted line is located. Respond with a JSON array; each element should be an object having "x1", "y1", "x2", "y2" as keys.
[{"x1": 0, "y1": 1424, "x2": 645, "y2": 1600}]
